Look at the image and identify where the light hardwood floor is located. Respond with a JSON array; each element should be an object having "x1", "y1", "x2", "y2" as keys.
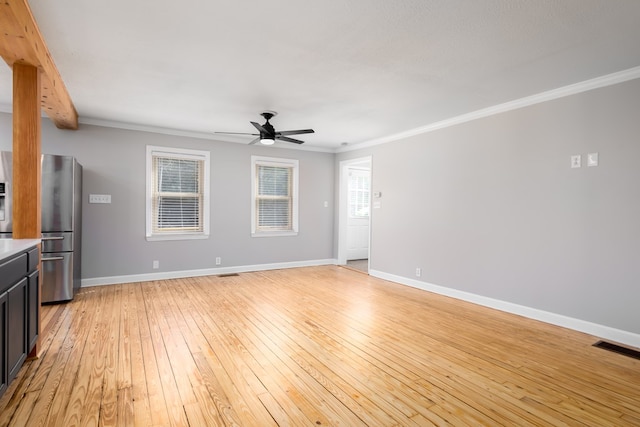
[{"x1": 1, "y1": 266, "x2": 639, "y2": 426}]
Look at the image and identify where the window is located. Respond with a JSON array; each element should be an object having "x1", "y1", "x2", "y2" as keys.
[
  {"x1": 348, "y1": 168, "x2": 370, "y2": 218},
  {"x1": 146, "y1": 146, "x2": 210, "y2": 241},
  {"x1": 251, "y1": 156, "x2": 298, "y2": 237}
]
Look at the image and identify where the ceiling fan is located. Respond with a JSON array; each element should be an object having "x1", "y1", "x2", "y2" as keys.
[{"x1": 216, "y1": 111, "x2": 314, "y2": 145}]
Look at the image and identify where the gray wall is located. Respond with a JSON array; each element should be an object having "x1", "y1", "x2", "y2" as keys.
[
  {"x1": 0, "y1": 116, "x2": 335, "y2": 278},
  {"x1": 2, "y1": 77, "x2": 638, "y2": 336},
  {"x1": 338, "y1": 78, "x2": 640, "y2": 335}
]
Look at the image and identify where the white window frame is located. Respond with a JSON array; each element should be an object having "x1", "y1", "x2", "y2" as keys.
[
  {"x1": 251, "y1": 155, "x2": 299, "y2": 237},
  {"x1": 146, "y1": 145, "x2": 210, "y2": 241}
]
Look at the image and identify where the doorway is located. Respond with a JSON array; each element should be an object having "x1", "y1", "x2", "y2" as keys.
[{"x1": 338, "y1": 157, "x2": 372, "y2": 272}]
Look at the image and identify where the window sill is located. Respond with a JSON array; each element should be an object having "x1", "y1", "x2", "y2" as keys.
[
  {"x1": 146, "y1": 233, "x2": 209, "y2": 242},
  {"x1": 251, "y1": 231, "x2": 298, "y2": 238}
]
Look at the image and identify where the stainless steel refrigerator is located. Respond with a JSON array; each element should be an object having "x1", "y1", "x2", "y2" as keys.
[{"x1": 0, "y1": 152, "x2": 82, "y2": 303}]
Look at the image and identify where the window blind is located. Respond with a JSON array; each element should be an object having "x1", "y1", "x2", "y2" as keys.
[
  {"x1": 256, "y1": 165, "x2": 292, "y2": 230},
  {"x1": 152, "y1": 156, "x2": 203, "y2": 232}
]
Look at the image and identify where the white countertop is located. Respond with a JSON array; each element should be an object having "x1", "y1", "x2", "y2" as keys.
[{"x1": 0, "y1": 239, "x2": 41, "y2": 261}]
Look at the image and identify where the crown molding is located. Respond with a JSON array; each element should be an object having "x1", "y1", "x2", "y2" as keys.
[
  {"x1": 338, "y1": 65, "x2": 640, "y2": 153},
  {"x1": 3, "y1": 66, "x2": 640, "y2": 154},
  {"x1": 78, "y1": 117, "x2": 338, "y2": 153}
]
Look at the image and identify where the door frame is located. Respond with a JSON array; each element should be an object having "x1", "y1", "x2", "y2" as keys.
[{"x1": 338, "y1": 156, "x2": 372, "y2": 266}]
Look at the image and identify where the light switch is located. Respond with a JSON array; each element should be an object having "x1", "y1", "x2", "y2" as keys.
[
  {"x1": 89, "y1": 194, "x2": 111, "y2": 204},
  {"x1": 587, "y1": 152, "x2": 599, "y2": 167}
]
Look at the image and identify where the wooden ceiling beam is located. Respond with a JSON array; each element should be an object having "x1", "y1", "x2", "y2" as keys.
[{"x1": 0, "y1": 0, "x2": 78, "y2": 129}]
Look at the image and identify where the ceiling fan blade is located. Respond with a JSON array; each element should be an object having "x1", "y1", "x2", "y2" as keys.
[
  {"x1": 276, "y1": 135, "x2": 305, "y2": 144},
  {"x1": 215, "y1": 131, "x2": 259, "y2": 136},
  {"x1": 251, "y1": 121, "x2": 269, "y2": 134},
  {"x1": 248, "y1": 137, "x2": 261, "y2": 145},
  {"x1": 276, "y1": 129, "x2": 315, "y2": 136}
]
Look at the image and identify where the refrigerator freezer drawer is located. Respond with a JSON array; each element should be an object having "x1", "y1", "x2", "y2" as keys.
[
  {"x1": 41, "y1": 251, "x2": 73, "y2": 303},
  {"x1": 41, "y1": 232, "x2": 74, "y2": 252}
]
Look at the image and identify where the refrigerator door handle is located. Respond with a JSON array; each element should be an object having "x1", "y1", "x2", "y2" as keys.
[
  {"x1": 42, "y1": 256, "x2": 65, "y2": 262},
  {"x1": 41, "y1": 236, "x2": 64, "y2": 241}
]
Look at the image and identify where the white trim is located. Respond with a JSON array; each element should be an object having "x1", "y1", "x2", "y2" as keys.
[
  {"x1": 145, "y1": 233, "x2": 209, "y2": 242},
  {"x1": 80, "y1": 261, "x2": 640, "y2": 348},
  {"x1": 146, "y1": 145, "x2": 210, "y2": 241},
  {"x1": 339, "y1": 65, "x2": 640, "y2": 153},
  {"x1": 251, "y1": 155, "x2": 299, "y2": 237},
  {"x1": 77, "y1": 117, "x2": 336, "y2": 153},
  {"x1": 3, "y1": 67, "x2": 638, "y2": 154},
  {"x1": 369, "y1": 269, "x2": 640, "y2": 349},
  {"x1": 81, "y1": 258, "x2": 338, "y2": 287},
  {"x1": 0, "y1": 106, "x2": 334, "y2": 153},
  {"x1": 338, "y1": 157, "x2": 372, "y2": 265},
  {"x1": 250, "y1": 231, "x2": 298, "y2": 238}
]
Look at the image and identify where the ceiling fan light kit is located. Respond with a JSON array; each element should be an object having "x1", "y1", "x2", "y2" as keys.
[{"x1": 216, "y1": 111, "x2": 315, "y2": 145}]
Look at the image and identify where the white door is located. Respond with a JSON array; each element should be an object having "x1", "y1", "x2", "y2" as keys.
[{"x1": 346, "y1": 167, "x2": 370, "y2": 260}]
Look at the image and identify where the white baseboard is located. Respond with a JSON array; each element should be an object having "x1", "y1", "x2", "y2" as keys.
[
  {"x1": 369, "y1": 269, "x2": 640, "y2": 349},
  {"x1": 81, "y1": 261, "x2": 639, "y2": 349},
  {"x1": 81, "y1": 258, "x2": 338, "y2": 287}
]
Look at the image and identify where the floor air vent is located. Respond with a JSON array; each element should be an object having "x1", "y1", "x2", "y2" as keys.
[
  {"x1": 217, "y1": 273, "x2": 240, "y2": 277},
  {"x1": 593, "y1": 341, "x2": 640, "y2": 360}
]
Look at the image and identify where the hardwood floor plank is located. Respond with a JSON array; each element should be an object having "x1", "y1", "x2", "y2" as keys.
[
  {"x1": 4, "y1": 390, "x2": 39, "y2": 427},
  {"x1": 24, "y1": 302, "x2": 72, "y2": 394},
  {"x1": 117, "y1": 284, "x2": 133, "y2": 391},
  {"x1": 177, "y1": 279, "x2": 279, "y2": 426},
  {"x1": 151, "y1": 280, "x2": 215, "y2": 425},
  {"x1": 165, "y1": 282, "x2": 243, "y2": 426},
  {"x1": 137, "y1": 282, "x2": 181, "y2": 426},
  {"x1": 242, "y1": 272, "x2": 475, "y2": 424},
  {"x1": 227, "y1": 276, "x2": 422, "y2": 426},
  {"x1": 164, "y1": 280, "x2": 258, "y2": 426},
  {"x1": 20, "y1": 289, "x2": 96, "y2": 426},
  {"x1": 199, "y1": 281, "x2": 360, "y2": 426},
  {"x1": 256, "y1": 391, "x2": 296, "y2": 427},
  {"x1": 126, "y1": 283, "x2": 154, "y2": 427},
  {"x1": 99, "y1": 284, "x2": 123, "y2": 426},
  {"x1": 115, "y1": 386, "x2": 134, "y2": 427},
  {"x1": 62, "y1": 285, "x2": 113, "y2": 427},
  {"x1": 0, "y1": 266, "x2": 638, "y2": 426},
  {"x1": 40, "y1": 303, "x2": 65, "y2": 341},
  {"x1": 191, "y1": 351, "x2": 260, "y2": 427}
]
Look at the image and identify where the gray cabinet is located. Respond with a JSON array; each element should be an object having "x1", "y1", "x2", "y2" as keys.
[
  {"x1": 7, "y1": 278, "x2": 27, "y2": 384},
  {"x1": 0, "y1": 292, "x2": 7, "y2": 397},
  {"x1": 0, "y1": 245, "x2": 39, "y2": 399},
  {"x1": 28, "y1": 270, "x2": 39, "y2": 351}
]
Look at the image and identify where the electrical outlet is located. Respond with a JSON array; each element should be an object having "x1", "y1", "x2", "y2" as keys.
[
  {"x1": 415, "y1": 268, "x2": 421, "y2": 277},
  {"x1": 215, "y1": 257, "x2": 221, "y2": 265},
  {"x1": 153, "y1": 260, "x2": 159, "y2": 269},
  {"x1": 570, "y1": 155, "x2": 581, "y2": 169}
]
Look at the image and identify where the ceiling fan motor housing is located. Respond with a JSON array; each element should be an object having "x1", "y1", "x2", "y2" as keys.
[
  {"x1": 262, "y1": 123, "x2": 275, "y2": 136},
  {"x1": 260, "y1": 112, "x2": 276, "y2": 139}
]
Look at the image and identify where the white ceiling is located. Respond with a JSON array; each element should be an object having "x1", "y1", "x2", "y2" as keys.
[{"x1": 2, "y1": 0, "x2": 640, "y2": 151}]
